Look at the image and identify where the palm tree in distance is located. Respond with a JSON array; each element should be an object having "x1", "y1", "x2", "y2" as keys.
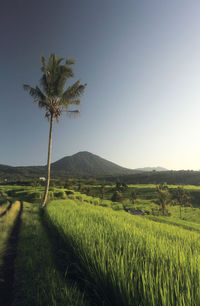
[{"x1": 24, "y1": 54, "x2": 86, "y2": 207}]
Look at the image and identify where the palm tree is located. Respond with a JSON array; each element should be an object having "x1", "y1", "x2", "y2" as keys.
[{"x1": 24, "y1": 53, "x2": 86, "y2": 207}]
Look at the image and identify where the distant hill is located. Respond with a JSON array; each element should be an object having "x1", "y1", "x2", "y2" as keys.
[
  {"x1": 107, "y1": 170, "x2": 200, "y2": 186},
  {"x1": 0, "y1": 151, "x2": 168, "y2": 179},
  {"x1": 135, "y1": 167, "x2": 168, "y2": 172},
  {"x1": 0, "y1": 164, "x2": 45, "y2": 180}
]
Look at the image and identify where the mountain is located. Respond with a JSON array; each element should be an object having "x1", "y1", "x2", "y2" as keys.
[
  {"x1": 0, "y1": 151, "x2": 167, "y2": 179},
  {"x1": 51, "y1": 151, "x2": 135, "y2": 176}
]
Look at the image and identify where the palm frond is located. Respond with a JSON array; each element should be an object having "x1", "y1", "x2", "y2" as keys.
[
  {"x1": 68, "y1": 99, "x2": 81, "y2": 105},
  {"x1": 40, "y1": 56, "x2": 47, "y2": 73},
  {"x1": 23, "y1": 84, "x2": 50, "y2": 111},
  {"x1": 23, "y1": 84, "x2": 31, "y2": 91},
  {"x1": 66, "y1": 110, "x2": 80, "y2": 118},
  {"x1": 66, "y1": 58, "x2": 75, "y2": 65},
  {"x1": 57, "y1": 57, "x2": 64, "y2": 65},
  {"x1": 60, "y1": 81, "x2": 86, "y2": 106},
  {"x1": 23, "y1": 84, "x2": 45, "y2": 101},
  {"x1": 38, "y1": 100, "x2": 50, "y2": 109},
  {"x1": 40, "y1": 74, "x2": 50, "y2": 96},
  {"x1": 54, "y1": 65, "x2": 74, "y2": 95}
]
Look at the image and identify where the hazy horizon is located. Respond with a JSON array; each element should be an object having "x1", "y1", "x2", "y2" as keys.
[{"x1": 1, "y1": 0, "x2": 200, "y2": 170}]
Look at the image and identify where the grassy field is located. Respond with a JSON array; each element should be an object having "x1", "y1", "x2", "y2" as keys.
[
  {"x1": 1, "y1": 183, "x2": 200, "y2": 304},
  {"x1": 45, "y1": 199, "x2": 200, "y2": 305}
]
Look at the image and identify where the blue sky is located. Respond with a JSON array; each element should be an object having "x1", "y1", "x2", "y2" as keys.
[{"x1": 1, "y1": 0, "x2": 200, "y2": 170}]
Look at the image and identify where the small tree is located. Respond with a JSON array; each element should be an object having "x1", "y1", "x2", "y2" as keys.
[
  {"x1": 111, "y1": 191, "x2": 122, "y2": 203},
  {"x1": 115, "y1": 180, "x2": 121, "y2": 191},
  {"x1": 64, "y1": 179, "x2": 71, "y2": 189},
  {"x1": 100, "y1": 184, "x2": 105, "y2": 199},
  {"x1": 130, "y1": 189, "x2": 137, "y2": 204},
  {"x1": 172, "y1": 187, "x2": 191, "y2": 219},
  {"x1": 78, "y1": 183, "x2": 82, "y2": 191},
  {"x1": 156, "y1": 183, "x2": 170, "y2": 215},
  {"x1": 84, "y1": 187, "x2": 91, "y2": 196},
  {"x1": 121, "y1": 182, "x2": 128, "y2": 192},
  {"x1": 31, "y1": 179, "x2": 40, "y2": 191}
]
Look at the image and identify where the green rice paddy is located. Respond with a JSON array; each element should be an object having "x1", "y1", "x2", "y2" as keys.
[{"x1": 1, "y1": 183, "x2": 200, "y2": 305}]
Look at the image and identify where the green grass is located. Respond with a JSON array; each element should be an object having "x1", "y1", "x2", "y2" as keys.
[
  {"x1": 13, "y1": 202, "x2": 89, "y2": 306},
  {"x1": 146, "y1": 215, "x2": 200, "y2": 233},
  {"x1": 0, "y1": 200, "x2": 10, "y2": 215},
  {"x1": 45, "y1": 199, "x2": 200, "y2": 306},
  {"x1": 0, "y1": 201, "x2": 21, "y2": 266}
]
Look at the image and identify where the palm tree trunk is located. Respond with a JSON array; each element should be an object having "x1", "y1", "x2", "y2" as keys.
[{"x1": 41, "y1": 114, "x2": 54, "y2": 208}]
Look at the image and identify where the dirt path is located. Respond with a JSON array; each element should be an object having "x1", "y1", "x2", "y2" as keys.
[
  {"x1": 0, "y1": 201, "x2": 23, "y2": 306},
  {"x1": 0, "y1": 200, "x2": 13, "y2": 218}
]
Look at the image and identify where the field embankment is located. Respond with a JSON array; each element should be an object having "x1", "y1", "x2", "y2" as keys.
[
  {"x1": 0, "y1": 201, "x2": 23, "y2": 305},
  {"x1": 0, "y1": 200, "x2": 12, "y2": 217}
]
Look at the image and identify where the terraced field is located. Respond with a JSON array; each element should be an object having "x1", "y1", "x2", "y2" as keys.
[
  {"x1": 1, "y1": 184, "x2": 200, "y2": 305},
  {"x1": 45, "y1": 199, "x2": 200, "y2": 306}
]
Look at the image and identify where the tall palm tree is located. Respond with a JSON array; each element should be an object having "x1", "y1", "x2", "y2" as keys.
[{"x1": 24, "y1": 53, "x2": 86, "y2": 207}]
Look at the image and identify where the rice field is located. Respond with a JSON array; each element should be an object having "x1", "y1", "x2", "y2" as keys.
[{"x1": 45, "y1": 199, "x2": 200, "y2": 306}]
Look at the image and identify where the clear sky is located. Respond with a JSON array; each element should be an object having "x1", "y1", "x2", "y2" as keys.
[{"x1": 1, "y1": 0, "x2": 200, "y2": 170}]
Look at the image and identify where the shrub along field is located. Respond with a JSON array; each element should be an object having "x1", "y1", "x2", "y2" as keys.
[
  {"x1": 87, "y1": 183, "x2": 200, "y2": 208},
  {"x1": 1, "y1": 183, "x2": 200, "y2": 305}
]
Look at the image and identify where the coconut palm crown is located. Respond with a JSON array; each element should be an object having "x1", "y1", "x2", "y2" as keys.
[{"x1": 24, "y1": 53, "x2": 86, "y2": 207}]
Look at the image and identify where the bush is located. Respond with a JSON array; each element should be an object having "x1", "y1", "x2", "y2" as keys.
[
  {"x1": 68, "y1": 194, "x2": 76, "y2": 200},
  {"x1": 111, "y1": 202, "x2": 124, "y2": 211},
  {"x1": 48, "y1": 191, "x2": 54, "y2": 199},
  {"x1": 100, "y1": 200, "x2": 111, "y2": 207},
  {"x1": 54, "y1": 191, "x2": 66, "y2": 199},
  {"x1": 76, "y1": 195, "x2": 83, "y2": 201},
  {"x1": 65, "y1": 190, "x2": 74, "y2": 196},
  {"x1": 111, "y1": 191, "x2": 122, "y2": 202},
  {"x1": 93, "y1": 198, "x2": 100, "y2": 206},
  {"x1": 31, "y1": 192, "x2": 42, "y2": 200}
]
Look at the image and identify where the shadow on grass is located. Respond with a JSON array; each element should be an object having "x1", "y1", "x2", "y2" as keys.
[
  {"x1": 0, "y1": 200, "x2": 13, "y2": 218},
  {"x1": 40, "y1": 209, "x2": 111, "y2": 306},
  {"x1": 0, "y1": 201, "x2": 23, "y2": 306}
]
